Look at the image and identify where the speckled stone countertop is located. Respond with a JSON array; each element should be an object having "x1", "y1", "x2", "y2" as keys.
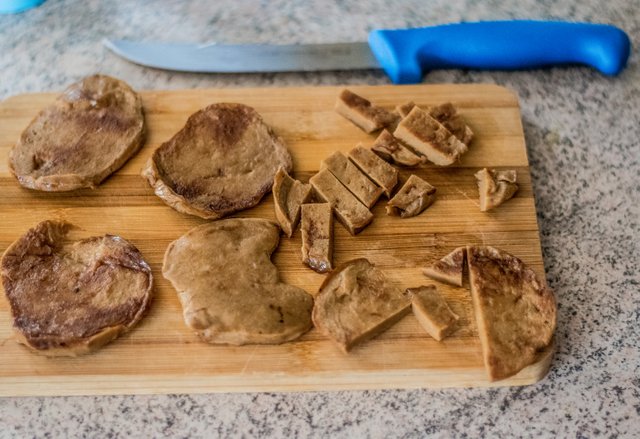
[{"x1": 1, "y1": 0, "x2": 638, "y2": 437}]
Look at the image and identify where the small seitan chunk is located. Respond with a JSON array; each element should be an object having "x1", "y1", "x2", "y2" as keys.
[
  {"x1": 272, "y1": 167, "x2": 312, "y2": 237},
  {"x1": 300, "y1": 203, "x2": 333, "y2": 273},
  {"x1": 309, "y1": 168, "x2": 373, "y2": 235},
  {"x1": 348, "y1": 145, "x2": 398, "y2": 197},
  {"x1": 423, "y1": 247, "x2": 466, "y2": 287},
  {"x1": 467, "y1": 245, "x2": 556, "y2": 381},
  {"x1": 394, "y1": 106, "x2": 468, "y2": 166},
  {"x1": 312, "y1": 258, "x2": 411, "y2": 352},
  {"x1": 386, "y1": 174, "x2": 436, "y2": 218},
  {"x1": 335, "y1": 89, "x2": 399, "y2": 133},
  {"x1": 321, "y1": 151, "x2": 383, "y2": 208},
  {"x1": 396, "y1": 102, "x2": 473, "y2": 145},
  {"x1": 408, "y1": 285, "x2": 459, "y2": 341},
  {"x1": 396, "y1": 101, "x2": 417, "y2": 118},
  {"x1": 475, "y1": 168, "x2": 518, "y2": 212},
  {"x1": 371, "y1": 130, "x2": 424, "y2": 167}
]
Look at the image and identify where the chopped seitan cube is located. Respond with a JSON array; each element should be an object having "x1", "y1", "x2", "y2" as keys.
[
  {"x1": 427, "y1": 102, "x2": 474, "y2": 145},
  {"x1": 408, "y1": 285, "x2": 459, "y2": 341},
  {"x1": 474, "y1": 168, "x2": 518, "y2": 212},
  {"x1": 394, "y1": 106, "x2": 468, "y2": 166},
  {"x1": 348, "y1": 145, "x2": 398, "y2": 197},
  {"x1": 371, "y1": 129, "x2": 425, "y2": 167},
  {"x1": 423, "y1": 247, "x2": 466, "y2": 287},
  {"x1": 386, "y1": 175, "x2": 436, "y2": 218},
  {"x1": 272, "y1": 167, "x2": 313, "y2": 237},
  {"x1": 334, "y1": 89, "x2": 399, "y2": 133},
  {"x1": 396, "y1": 101, "x2": 417, "y2": 118},
  {"x1": 309, "y1": 168, "x2": 373, "y2": 235},
  {"x1": 300, "y1": 203, "x2": 334, "y2": 273},
  {"x1": 321, "y1": 151, "x2": 383, "y2": 208}
]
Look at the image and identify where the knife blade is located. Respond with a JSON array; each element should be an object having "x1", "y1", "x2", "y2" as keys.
[{"x1": 104, "y1": 20, "x2": 630, "y2": 84}]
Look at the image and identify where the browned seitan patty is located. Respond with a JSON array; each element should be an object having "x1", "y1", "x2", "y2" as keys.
[
  {"x1": 423, "y1": 247, "x2": 466, "y2": 287},
  {"x1": 467, "y1": 245, "x2": 556, "y2": 381},
  {"x1": 272, "y1": 167, "x2": 312, "y2": 237},
  {"x1": 142, "y1": 103, "x2": 292, "y2": 219},
  {"x1": 396, "y1": 102, "x2": 473, "y2": 145},
  {"x1": 9, "y1": 74, "x2": 145, "y2": 191},
  {"x1": 312, "y1": 258, "x2": 411, "y2": 353},
  {"x1": 0, "y1": 220, "x2": 153, "y2": 356},
  {"x1": 163, "y1": 219, "x2": 313, "y2": 345},
  {"x1": 386, "y1": 174, "x2": 436, "y2": 218}
]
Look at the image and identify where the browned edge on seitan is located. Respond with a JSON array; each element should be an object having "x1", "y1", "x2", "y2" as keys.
[
  {"x1": 386, "y1": 174, "x2": 436, "y2": 218},
  {"x1": 348, "y1": 145, "x2": 398, "y2": 198},
  {"x1": 371, "y1": 129, "x2": 424, "y2": 167},
  {"x1": 272, "y1": 167, "x2": 312, "y2": 237},
  {"x1": 300, "y1": 203, "x2": 333, "y2": 273},
  {"x1": 475, "y1": 168, "x2": 519, "y2": 212},
  {"x1": 334, "y1": 89, "x2": 399, "y2": 133},
  {"x1": 423, "y1": 247, "x2": 466, "y2": 287}
]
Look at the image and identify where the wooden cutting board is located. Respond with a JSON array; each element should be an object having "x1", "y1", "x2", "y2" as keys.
[{"x1": 0, "y1": 84, "x2": 553, "y2": 396}]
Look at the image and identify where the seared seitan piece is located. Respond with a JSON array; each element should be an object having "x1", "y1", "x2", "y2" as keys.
[
  {"x1": 396, "y1": 102, "x2": 473, "y2": 145},
  {"x1": 301, "y1": 203, "x2": 333, "y2": 273},
  {"x1": 386, "y1": 174, "x2": 436, "y2": 218},
  {"x1": 313, "y1": 258, "x2": 411, "y2": 352},
  {"x1": 467, "y1": 245, "x2": 556, "y2": 381},
  {"x1": 272, "y1": 167, "x2": 312, "y2": 237},
  {"x1": 1, "y1": 220, "x2": 153, "y2": 356},
  {"x1": 371, "y1": 130, "x2": 424, "y2": 167},
  {"x1": 408, "y1": 285, "x2": 459, "y2": 341},
  {"x1": 475, "y1": 168, "x2": 518, "y2": 212},
  {"x1": 348, "y1": 145, "x2": 398, "y2": 197},
  {"x1": 335, "y1": 89, "x2": 399, "y2": 133},
  {"x1": 9, "y1": 74, "x2": 145, "y2": 191},
  {"x1": 423, "y1": 247, "x2": 466, "y2": 287},
  {"x1": 309, "y1": 168, "x2": 373, "y2": 235},
  {"x1": 321, "y1": 151, "x2": 383, "y2": 208}
]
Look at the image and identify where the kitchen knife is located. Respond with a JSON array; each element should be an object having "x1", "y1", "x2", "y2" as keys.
[{"x1": 104, "y1": 20, "x2": 631, "y2": 84}]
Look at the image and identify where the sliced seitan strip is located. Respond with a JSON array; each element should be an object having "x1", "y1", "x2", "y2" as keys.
[
  {"x1": 313, "y1": 258, "x2": 411, "y2": 352},
  {"x1": 396, "y1": 101, "x2": 417, "y2": 118},
  {"x1": 272, "y1": 167, "x2": 312, "y2": 237},
  {"x1": 309, "y1": 168, "x2": 373, "y2": 235},
  {"x1": 348, "y1": 145, "x2": 398, "y2": 197},
  {"x1": 300, "y1": 203, "x2": 334, "y2": 273},
  {"x1": 408, "y1": 285, "x2": 459, "y2": 341},
  {"x1": 321, "y1": 151, "x2": 383, "y2": 208},
  {"x1": 475, "y1": 168, "x2": 519, "y2": 212},
  {"x1": 428, "y1": 102, "x2": 474, "y2": 145},
  {"x1": 371, "y1": 129, "x2": 424, "y2": 167},
  {"x1": 394, "y1": 106, "x2": 468, "y2": 166},
  {"x1": 423, "y1": 247, "x2": 466, "y2": 287},
  {"x1": 334, "y1": 89, "x2": 399, "y2": 133},
  {"x1": 386, "y1": 174, "x2": 436, "y2": 218}
]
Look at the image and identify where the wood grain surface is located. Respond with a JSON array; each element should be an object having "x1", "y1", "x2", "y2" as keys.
[{"x1": 0, "y1": 84, "x2": 553, "y2": 396}]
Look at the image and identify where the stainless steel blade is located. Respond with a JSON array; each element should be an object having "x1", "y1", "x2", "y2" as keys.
[{"x1": 103, "y1": 39, "x2": 381, "y2": 73}]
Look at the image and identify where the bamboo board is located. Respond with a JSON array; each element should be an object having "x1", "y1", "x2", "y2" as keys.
[{"x1": 0, "y1": 84, "x2": 553, "y2": 396}]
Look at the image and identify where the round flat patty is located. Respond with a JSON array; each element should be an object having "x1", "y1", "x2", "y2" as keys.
[
  {"x1": 0, "y1": 221, "x2": 153, "y2": 356},
  {"x1": 142, "y1": 103, "x2": 293, "y2": 219},
  {"x1": 9, "y1": 74, "x2": 145, "y2": 191}
]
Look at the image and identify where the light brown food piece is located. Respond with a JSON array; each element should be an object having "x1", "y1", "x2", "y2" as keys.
[
  {"x1": 396, "y1": 102, "x2": 473, "y2": 145},
  {"x1": 334, "y1": 89, "x2": 399, "y2": 133},
  {"x1": 371, "y1": 130, "x2": 424, "y2": 167},
  {"x1": 163, "y1": 219, "x2": 313, "y2": 345},
  {"x1": 386, "y1": 174, "x2": 436, "y2": 218},
  {"x1": 0, "y1": 220, "x2": 153, "y2": 356},
  {"x1": 408, "y1": 285, "x2": 459, "y2": 341},
  {"x1": 309, "y1": 168, "x2": 373, "y2": 235},
  {"x1": 9, "y1": 74, "x2": 145, "y2": 191},
  {"x1": 475, "y1": 168, "x2": 519, "y2": 212},
  {"x1": 272, "y1": 167, "x2": 312, "y2": 237},
  {"x1": 423, "y1": 247, "x2": 466, "y2": 287},
  {"x1": 312, "y1": 258, "x2": 411, "y2": 352},
  {"x1": 301, "y1": 203, "x2": 333, "y2": 273},
  {"x1": 394, "y1": 106, "x2": 468, "y2": 166},
  {"x1": 321, "y1": 151, "x2": 383, "y2": 208},
  {"x1": 142, "y1": 103, "x2": 292, "y2": 219},
  {"x1": 467, "y1": 245, "x2": 556, "y2": 381},
  {"x1": 348, "y1": 145, "x2": 398, "y2": 197},
  {"x1": 396, "y1": 101, "x2": 417, "y2": 118}
]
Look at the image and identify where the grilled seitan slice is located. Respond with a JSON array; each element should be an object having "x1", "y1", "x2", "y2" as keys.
[
  {"x1": 348, "y1": 145, "x2": 398, "y2": 197},
  {"x1": 335, "y1": 89, "x2": 399, "y2": 133},
  {"x1": 396, "y1": 102, "x2": 473, "y2": 145},
  {"x1": 272, "y1": 167, "x2": 312, "y2": 237},
  {"x1": 408, "y1": 285, "x2": 459, "y2": 341},
  {"x1": 371, "y1": 130, "x2": 424, "y2": 167},
  {"x1": 475, "y1": 168, "x2": 519, "y2": 212},
  {"x1": 321, "y1": 151, "x2": 383, "y2": 208},
  {"x1": 386, "y1": 174, "x2": 436, "y2": 218},
  {"x1": 300, "y1": 203, "x2": 334, "y2": 273},
  {"x1": 423, "y1": 247, "x2": 466, "y2": 287}
]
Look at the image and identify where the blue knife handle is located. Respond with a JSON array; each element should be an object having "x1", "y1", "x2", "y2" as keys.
[{"x1": 368, "y1": 21, "x2": 631, "y2": 84}]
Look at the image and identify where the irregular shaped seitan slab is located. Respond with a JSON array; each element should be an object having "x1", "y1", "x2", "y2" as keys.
[
  {"x1": 272, "y1": 167, "x2": 312, "y2": 237},
  {"x1": 163, "y1": 219, "x2": 313, "y2": 345},
  {"x1": 423, "y1": 247, "x2": 466, "y2": 287},
  {"x1": 386, "y1": 174, "x2": 436, "y2": 218},
  {"x1": 348, "y1": 145, "x2": 398, "y2": 197},
  {"x1": 334, "y1": 89, "x2": 399, "y2": 133},
  {"x1": 408, "y1": 285, "x2": 459, "y2": 341},
  {"x1": 371, "y1": 130, "x2": 424, "y2": 167},
  {"x1": 475, "y1": 168, "x2": 519, "y2": 212},
  {"x1": 396, "y1": 101, "x2": 417, "y2": 118},
  {"x1": 467, "y1": 245, "x2": 556, "y2": 381},
  {"x1": 396, "y1": 102, "x2": 473, "y2": 145},
  {"x1": 313, "y1": 258, "x2": 411, "y2": 352},
  {"x1": 142, "y1": 103, "x2": 292, "y2": 219},
  {"x1": 1, "y1": 220, "x2": 153, "y2": 356},
  {"x1": 9, "y1": 74, "x2": 145, "y2": 191},
  {"x1": 301, "y1": 203, "x2": 333, "y2": 273},
  {"x1": 309, "y1": 168, "x2": 373, "y2": 235},
  {"x1": 394, "y1": 106, "x2": 468, "y2": 166},
  {"x1": 321, "y1": 151, "x2": 383, "y2": 208}
]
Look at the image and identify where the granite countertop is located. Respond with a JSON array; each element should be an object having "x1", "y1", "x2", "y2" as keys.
[{"x1": 1, "y1": 0, "x2": 638, "y2": 437}]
